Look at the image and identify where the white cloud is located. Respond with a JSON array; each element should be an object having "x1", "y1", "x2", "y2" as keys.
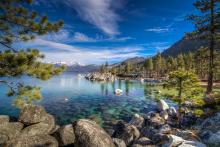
[
  {"x1": 145, "y1": 28, "x2": 170, "y2": 33},
  {"x1": 73, "y1": 32, "x2": 95, "y2": 42},
  {"x1": 145, "y1": 23, "x2": 174, "y2": 33},
  {"x1": 23, "y1": 39, "x2": 146, "y2": 64},
  {"x1": 73, "y1": 32, "x2": 134, "y2": 43},
  {"x1": 65, "y1": 0, "x2": 120, "y2": 36}
]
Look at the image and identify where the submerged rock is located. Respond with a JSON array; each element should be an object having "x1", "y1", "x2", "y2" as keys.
[
  {"x1": 19, "y1": 105, "x2": 47, "y2": 124},
  {"x1": 73, "y1": 119, "x2": 115, "y2": 147},
  {"x1": 157, "y1": 100, "x2": 169, "y2": 111},
  {"x1": 54, "y1": 124, "x2": 75, "y2": 146},
  {"x1": 129, "y1": 114, "x2": 144, "y2": 129}
]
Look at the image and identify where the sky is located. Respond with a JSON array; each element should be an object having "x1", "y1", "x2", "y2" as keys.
[{"x1": 18, "y1": 0, "x2": 196, "y2": 65}]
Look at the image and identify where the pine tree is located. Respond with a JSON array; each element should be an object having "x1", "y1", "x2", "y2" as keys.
[
  {"x1": 145, "y1": 58, "x2": 153, "y2": 77},
  {"x1": 0, "y1": 0, "x2": 65, "y2": 106},
  {"x1": 187, "y1": 0, "x2": 220, "y2": 94},
  {"x1": 125, "y1": 62, "x2": 132, "y2": 73},
  {"x1": 177, "y1": 54, "x2": 185, "y2": 69},
  {"x1": 164, "y1": 69, "x2": 201, "y2": 125}
]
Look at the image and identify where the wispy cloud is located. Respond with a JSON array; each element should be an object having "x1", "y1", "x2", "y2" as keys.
[
  {"x1": 145, "y1": 23, "x2": 174, "y2": 33},
  {"x1": 73, "y1": 32, "x2": 134, "y2": 42},
  {"x1": 23, "y1": 39, "x2": 146, "y2": 64},
  {"x1": 65, "y1": 0, "x2": 121, "y2": 36},
  {"x1": 73, "y1": 32, "x2": 96, "y2": 42}
]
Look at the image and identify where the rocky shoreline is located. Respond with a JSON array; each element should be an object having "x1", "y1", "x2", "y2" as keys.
[
  {"x1": 85, "y1": 73, "x2": 117, "y2": 82},
  {"x1": 0, "y1": 100, "x2": 219, "y2": 147}
]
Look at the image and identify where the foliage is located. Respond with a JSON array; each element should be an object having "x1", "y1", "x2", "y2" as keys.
[
  {"x1": 187, "y1": 0, "x2": 220, "y2": 93},
  {"x1": 164, "y1": 69, "x2": 203, "y2": 105},
  {"x1": 0, "y1": 0, "x2": 65, "y2": 106}
]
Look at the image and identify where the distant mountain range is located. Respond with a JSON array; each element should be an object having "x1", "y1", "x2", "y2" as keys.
[
  {"x1": 54, "y1": 63, "x2": 100, "y2": 73},
  {"x1": 54, "y1": 37, "x2": 218, "y2": 73},
  {"x1": 162, "y1": 38, "x2": 208, "y2": 57}
]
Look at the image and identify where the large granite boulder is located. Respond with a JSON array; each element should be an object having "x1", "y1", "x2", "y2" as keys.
[
  {"x1": 21, "y1": 114, "x2": 55, "y2": 136},
  {"x1": 112, "y1": 138, "x2": 126, "y2": 147},
  {"x1": 163, "y1": 135, "x2": 206, "y2": 147},
  {"x1": 157, "y1": 100, "x2": 169, "y2": 111},
  {"x1": 19, "y1": 105, "x2": 47, "y2": 124},
  {"x1": 129, "y1": 114, "x2": 144, "y2": 129},
  {"x1": 0, "y1": 122, "x2": 23, "y2": 145},
  {"x1": 54, "y1": 124, "x2": 75, "y2": 146},
  {"x1": 196, "y1": 112, "x2": 220, "y2": 146},
  {"x1": 5, "y1": 134, "x2": 58, "y2": 147},
  {"x1": 0, "y1": 115, "x2": 9, "y2": 124},
  {"x1": 113, "y1": 121, "x2": 140, "y2": 146},
  {"x1": 73, "y1": 119, "x2": 115, "y2": 147}
]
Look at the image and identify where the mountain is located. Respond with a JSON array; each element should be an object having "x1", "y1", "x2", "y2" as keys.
[
  {"x1": 54, "y1": 63, "x2": 100, "y2": 73},
  {"x1": 65, "y1": 64, "x2": 100, "y2": 73},
  {"x1": 110, "y1": 57, "x2": 145, "y2": 68},
  {"x1": 162, "y1": 38, "x2": 208, "y2": 57}
]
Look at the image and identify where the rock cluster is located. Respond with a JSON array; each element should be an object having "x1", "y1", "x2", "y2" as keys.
[
  {"x1": 0, "y1": 100, "x2": 219, "y2": 147},
  {"x1": 111, "y1": 100, "x2": 208, "y2": 147},
  {"x1": 85, "y1": 73, "x2": 116, "y2": 82}
]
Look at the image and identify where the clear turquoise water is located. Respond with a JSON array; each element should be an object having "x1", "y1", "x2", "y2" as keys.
[{"x1": 0, "y1": 72, "x2": 174, "y2": 126}]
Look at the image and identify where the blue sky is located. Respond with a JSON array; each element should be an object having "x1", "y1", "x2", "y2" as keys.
[{"x1": 20, "y1": 0, "x2": 196, "y2": 65}]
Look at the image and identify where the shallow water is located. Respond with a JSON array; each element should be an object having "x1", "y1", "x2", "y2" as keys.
[{"x1": 0, "y1": 72, "x2": 175, "y2": 126}]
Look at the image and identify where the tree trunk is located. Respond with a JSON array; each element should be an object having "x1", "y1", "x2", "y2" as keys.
[
  {"x1": 206, "y1": 0, "x2": 215, "y2": 94},
  {"x1": 178, "y1": 78, "x2": 182, "y2": 127}
]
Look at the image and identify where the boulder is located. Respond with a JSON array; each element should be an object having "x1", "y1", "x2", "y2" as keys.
[
  {"x1": 172, "y1": 129, "x2": 200, "y2": 141},
  {"x1": 196, "y1": 112, "x2": 220, "y2": 146},
  {"x1": 0, "y1": 115, "x2": 9, "y2": 124},
  {"x1": 54, "y1": 124, "x2": 75, "y2": 146},
  {"x1": 73, "y1": 119, "x2": 115, "y2": 147},
  {"x1": 159, "y1": 124, "x2": 171, "y2": 134},
  {"x1": 146, "y1": 115, "x2": 165, "y2": 128},
  {"x1": 21, "y1": 114, "x2": 55, "y2": 136},
  {"x1": 5, "y1": 134, "x2": 58, "y2": 147},
  {"x1": 167, "y1": 107, "x2": 177, "y2": 117},
  {"x1": 199, "y1": 130, "x2": 220, "y2": 146},
  {"x1": 112, "y1": 138, "x2": 126, "y2": 147},
  {"x1": 163, "y1": 135, "x2": 206, "y2": 147},
  {"x1": 129, "y1": 114, "x2": 144, "y2": 129},
  {"x1": 19, "y1": 105, "x2": 47, "y2": 124},
  {"x1": 160, "y1": 111, "x2": 169, "y2": 120},
  {"x1": 151, "y1": 133, "x2": 169, "y2": 145},
  {"x1": 132, "y1": 137, "x2": 153, "y2": 146},
  {"x1": 157, "y1": 100, "x2": 169, "y2": 111},
  {"x1": 145, "y1": 111, "x2": 159, "y2": 120},
  {"x1": 140, "y1": 127, "x2": 158, "y2": 139},
  {"x1": 0, "y1": 122, "x2": 23, "y2": 145},
  {"x1": 113, "y1": 121, "x2": 140, "y2": 146}
]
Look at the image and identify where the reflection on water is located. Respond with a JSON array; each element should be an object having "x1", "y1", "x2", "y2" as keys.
[{"x1": 0, "y1": 72, "x2": 174, "y2": 126}]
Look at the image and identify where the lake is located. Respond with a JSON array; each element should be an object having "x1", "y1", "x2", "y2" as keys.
[{"x1": 0, "y1": 72, "x2": 174, "y2": 126}]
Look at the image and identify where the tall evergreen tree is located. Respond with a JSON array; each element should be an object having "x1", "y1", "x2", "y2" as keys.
[
  {"x1": 145, "y1": 58, "x2": 153, "y2": 77},
  {"x1": 188, "y1": 0, "x2": 220, "y2": 94},
  {"x1": 0, "y1": 0, "x2": 65, "y2": 106}
]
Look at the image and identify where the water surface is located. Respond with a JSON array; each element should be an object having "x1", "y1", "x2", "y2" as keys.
[{"x1": 0, "y1": 72, "x2": 174, "y2": 126}]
